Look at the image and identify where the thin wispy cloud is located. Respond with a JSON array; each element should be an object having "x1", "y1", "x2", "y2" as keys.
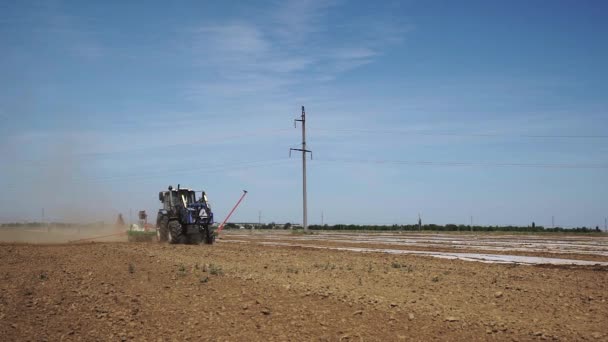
[
  {"x1": 272, "y1": 0, "x2": 337, "y2": 43},
  {"x1": 184, "y1": 0, "x2": 405, "y2": 98}
]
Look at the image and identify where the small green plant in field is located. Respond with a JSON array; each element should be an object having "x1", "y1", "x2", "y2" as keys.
[
  {"x1": 286, "y1": 266, "x2": 299, "y2": 274},
  {"x1": 368, "y1": 263, "x2": 373, "y2": 273},
  {"x1": 128, "y1": 263, "x2": 135, "y2": 274},
  {"x1": 209, "y1": 264, "x2": 223, "y2": 276},
  {"x1": 391, "y1": 262, "x2": 413, "y2": 272},
  {"x1": 177, "y1": 264, "x2": 187, "y2": 276},
  {"x1": 39, "y1": 272, "x2": 48, "y2": 280},
  {"x1": 323, "y1": 262, "x2": 336, "y2": 271},
  {"x1": 432, "y1": 275, "x2": 440, "y2": 282},
  {"x1": 200, "y1": 276, "x2": 209, "y2": 283}
]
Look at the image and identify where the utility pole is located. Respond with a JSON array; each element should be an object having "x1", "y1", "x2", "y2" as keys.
[
  {"x1": 42, "y1": 208, "x2": 48, "y2": 232},
  {"x1": 321, "y1": 211, "x2": 324, "y2": 226},
  {"x1": 552, "y1": 215, "x2": 555, "y2": 228},
  {"x1": 290, "y1": 106, "x2": 312, "y2": 231},
  {"x1": 258, "y1": 211, "x2": 261, "y2": 226},
  {"x1": 605, "y1": 217, "x2": 607, "y2": 232}
]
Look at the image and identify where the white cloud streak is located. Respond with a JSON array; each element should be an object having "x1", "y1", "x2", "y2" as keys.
[{"x1": 183, "y1": 0, "x2": 405, "y2": 98}]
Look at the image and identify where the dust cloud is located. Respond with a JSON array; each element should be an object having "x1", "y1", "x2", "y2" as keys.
[
  {"x1": 1, "y1": 132, "x2": 132, "y2": 243},
  {"x1": 0, "y1": 225, "x2": 127, "y2": 244}
]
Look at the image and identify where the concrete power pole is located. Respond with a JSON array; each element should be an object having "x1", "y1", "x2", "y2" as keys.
[
  {"x1": 290, "y1": 106, "x2": 312, "y2": 231},
  {"x1": 42, "y1": 208, "x2": 48, "y2": 232}
]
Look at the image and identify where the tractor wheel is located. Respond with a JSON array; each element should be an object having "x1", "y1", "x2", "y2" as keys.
[
  {"x1": 168, "y1": 220, "x2": 186, "y2": 244},
  {"x1": 158, "y1": 217, "x2": 169, "y2": 242},
  {"x1": 204, "y1": 227, "x2": 215, "y2": 245}
]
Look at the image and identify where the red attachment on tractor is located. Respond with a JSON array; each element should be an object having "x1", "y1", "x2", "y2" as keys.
[{"x1": 216, "y1": 190, "x2": 248, "y2": 235}]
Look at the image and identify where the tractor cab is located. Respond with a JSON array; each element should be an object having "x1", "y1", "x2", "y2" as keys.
[{"x1": 159, "y1": 187, "x2": 197, "y2": 210}]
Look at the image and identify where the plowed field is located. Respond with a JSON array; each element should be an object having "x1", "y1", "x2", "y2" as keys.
[{"x1": 1, "y1": 230, "x2": 607, "y2": 341}]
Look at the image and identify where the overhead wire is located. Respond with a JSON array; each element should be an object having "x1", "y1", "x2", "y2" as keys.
[
  {"x1": 314, "y1": 158, "x2": 608, "y2": 169},
  {"x1": 8, "y1": 128, "x2": 293, "y2": 167},
  {"x1": 2, "y1": 158, "x2": 295, "y2": 191},
  {"x1": 311, "y1": 128, "x2": 608, "y2": 139}
]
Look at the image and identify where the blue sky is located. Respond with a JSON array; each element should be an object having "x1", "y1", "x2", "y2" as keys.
[{"x1": 1, "y1": 0, "x2": 607, "y2": 227}]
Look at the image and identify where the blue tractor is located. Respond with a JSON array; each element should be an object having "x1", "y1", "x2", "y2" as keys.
[{"x1": 156, "y1": 185, "x2": 215, "y2": 244}]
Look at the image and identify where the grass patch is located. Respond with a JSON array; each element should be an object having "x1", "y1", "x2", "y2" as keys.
[
  {"x1": 209, "y1": 264, "x2": 223, "y2": 276},
  {"x1": 390, "y1": 262, "x2": 414, "y2": 272},
  {"x1": 323, "y1": 262, "x2": 336, "y2": 271},
  {"x1": 177, "y1": 264, "x2": 187, "y2": 276}
]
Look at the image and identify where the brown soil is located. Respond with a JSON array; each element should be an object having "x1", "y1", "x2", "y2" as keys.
[{"x1": 1, "y1": 241, "x2": 607, "y2": 341}]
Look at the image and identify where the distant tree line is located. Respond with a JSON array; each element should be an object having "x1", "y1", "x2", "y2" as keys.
[
  {"x1": 3, "y1": 221, "x2": 602, "y2": 233},
  {"x1": 306, "y1": 224, "x2": 604, "y2": 233}
]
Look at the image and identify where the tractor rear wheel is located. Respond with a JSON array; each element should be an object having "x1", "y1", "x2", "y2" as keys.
[
  {"x1": 158, "y1": 217, "x2": 169, "y2": 242},
  {"x1": 168, "y1": 220, "x2": 186, "y2": 244},
  {"x1": 204, "y1": 227, "x2": 215, "y2": 245}
]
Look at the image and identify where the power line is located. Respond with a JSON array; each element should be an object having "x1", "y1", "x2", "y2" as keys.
[
  {"x1": 315, "y1": 158, "x2": 608, "y2": 169},
  {"x1": 73, "y1": 159, "x2": 291, "y2": 184},
  {"x1": 8, "y1": 128, "x2": 294, "y2": 167},
  {"x1": 3, "y1": 159, "x2": 293, "y2": 191},
  {"x1": 312, "y1": 128, "x2": 608, "y2": 139}
]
